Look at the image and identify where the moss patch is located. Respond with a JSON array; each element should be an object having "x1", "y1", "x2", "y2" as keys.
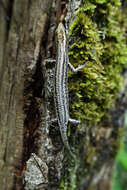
[{"x1": 68, "y1": 0, "x2": 127, "y2": 124}]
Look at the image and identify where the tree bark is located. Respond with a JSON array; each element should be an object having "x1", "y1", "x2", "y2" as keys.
[
  {"x1": 0, "y1": 0, "x2": 53, "y2": 189},
  {"x1": 0, "y1": 1, "x2": 127, "y2": 190}
]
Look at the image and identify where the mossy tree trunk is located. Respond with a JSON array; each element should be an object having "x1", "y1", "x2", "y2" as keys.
[{"x1": 0, "y1": 1, "x2": 127, "y2": 190}]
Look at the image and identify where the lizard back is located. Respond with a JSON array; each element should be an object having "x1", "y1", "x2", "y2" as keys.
[{"x1": 54, "y1": 22, "x2": 70, "y2": 151}]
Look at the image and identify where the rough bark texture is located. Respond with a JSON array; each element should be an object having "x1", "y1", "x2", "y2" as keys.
[
  {"x1": 0, "y1": 0, "x2": 127, "y2": 190},
  {"x1": 0, "y1": 0, "x2": 53, "y2": 189}
]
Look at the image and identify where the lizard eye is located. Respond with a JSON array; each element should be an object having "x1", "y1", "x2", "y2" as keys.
[{"x1": 58, "y1": 32, "x2": 63, "y2": 41}]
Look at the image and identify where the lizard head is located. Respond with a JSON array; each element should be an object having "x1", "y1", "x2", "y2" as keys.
[{"x1": 57, "y1": 22, "x2": 66, "y2": 43}]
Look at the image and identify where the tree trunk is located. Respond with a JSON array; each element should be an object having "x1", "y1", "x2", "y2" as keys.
[
  {"x1": 0, "y1": 0, "x2": 127, "y2": 190},
  {"x1": 0, "y1": 0, "x2": 53, "y2": 189}
]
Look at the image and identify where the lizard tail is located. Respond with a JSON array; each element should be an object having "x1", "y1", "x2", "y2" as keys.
[{"x1": 61, "y1": 130, "x2": 76, "y2": 160}]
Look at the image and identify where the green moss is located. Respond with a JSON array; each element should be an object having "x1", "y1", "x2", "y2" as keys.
[
  {"x1": 58, "y1": 156, "x2": 78, "y2": 190},
  {"x1": 68, "y1": 0, "x2": 127, "y2": 124}
]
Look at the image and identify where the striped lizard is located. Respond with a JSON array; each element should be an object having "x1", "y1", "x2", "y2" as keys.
[{"x1": 53, "y1": 22, "x2": 85, "y2": 157}]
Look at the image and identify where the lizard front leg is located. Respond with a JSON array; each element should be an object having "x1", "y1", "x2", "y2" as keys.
[{"x1": 68, "y1": 61, "x2": 85, "y2": 72}]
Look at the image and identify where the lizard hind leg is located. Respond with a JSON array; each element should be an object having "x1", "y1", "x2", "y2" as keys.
[{"x1": 69, "y1": 118, "x2": 80, "y2": 125}]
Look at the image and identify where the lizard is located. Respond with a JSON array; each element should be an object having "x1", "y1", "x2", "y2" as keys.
[{"x1": 53, "y1": 22, "x2": 85, "y2": 158}]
